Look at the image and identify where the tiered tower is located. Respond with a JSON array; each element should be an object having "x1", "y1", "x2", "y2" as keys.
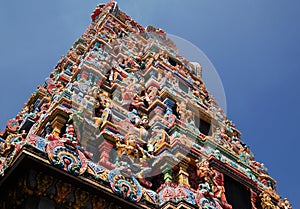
[{"x1": 0, "y1": 1, "x2": 292, "y2": 209}]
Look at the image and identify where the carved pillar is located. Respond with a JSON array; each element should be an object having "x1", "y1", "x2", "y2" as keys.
[
  {"x1": 176, "y1": 162, "x2": 190, "y2": 187},
  {"x1": 51, "y1": 115, "x2": 67, "y2": 136},
  {"x1": 251, "y1": 190, "x2": 258, "y2": 209},
  {"x1": 162, "y1": 164, "x2": 173, "y2": 183},
  {"x1": 79, "y1": 123, "x2": 93, "y2": 149},
  {"x1": 98, "y1": 139, "x2": 115, "y2": 168}
]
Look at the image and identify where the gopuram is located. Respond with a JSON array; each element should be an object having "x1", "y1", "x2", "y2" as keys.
[{"x1": 0, "y1": 1, "x2": 292, "y2": 209}]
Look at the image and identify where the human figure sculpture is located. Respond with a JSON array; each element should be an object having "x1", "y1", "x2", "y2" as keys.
[
  {"x1": 164, "y1": 108, "x2": 176, "y2": 129},
  {"x1": 196, "y1": 159, "x2": 211, "y2": 179},
  {"x1": 260, "y1": 192, "x2": 277, "y2": 209},
  {"x1": 212, "y1": 171, "x2": 232, "y2": 209},
  {"x1": 196, "y1": 181, "x2": 217, "y2": 209},
  {"x1": 279, "y1": 198, "x2": 293, "y2": 209}
]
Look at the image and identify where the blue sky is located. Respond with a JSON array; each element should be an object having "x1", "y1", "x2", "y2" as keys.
[{"x1": 0, "y1": 0, "x2": 299, "y2": 207}]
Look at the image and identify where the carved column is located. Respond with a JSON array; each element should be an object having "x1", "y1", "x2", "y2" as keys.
[
  {"x1": 176, "y1": 161, "x2": 190, "y2": 187},
  {"x1": 98, "y1": 139, "x2": 115, "y2": 169},
  {"x1": 51, "y1": 115, "x2": 67, "y2": 136},
  {"x1": 162, "y1": 164, "x2": 173, "y2": 183},
  {"x1": 251, "y1": 190, "x2": 258, "y2": 209},
  {"x1": 79, "y1": 123, "x2": 94, "y2": 149}
]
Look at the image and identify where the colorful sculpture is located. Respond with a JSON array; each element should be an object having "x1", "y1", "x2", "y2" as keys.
[{"x1": 0, "y1": 1, "x2": 292, "y2": 208}]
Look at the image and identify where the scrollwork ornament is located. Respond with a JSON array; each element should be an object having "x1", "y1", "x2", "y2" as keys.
[
  {"x1": 46, "y1": 140, "x2": 87, "y2": 175},
  {"x1": 108, "y1": 169, "x2": 142, "y2": 202}
]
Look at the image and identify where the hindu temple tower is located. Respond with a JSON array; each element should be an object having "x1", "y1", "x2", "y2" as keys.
[{"x1": 0, "y1": 1, "x2": 292, "y2": 209}]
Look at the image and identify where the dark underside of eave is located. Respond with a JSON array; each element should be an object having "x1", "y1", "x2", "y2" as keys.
[{"x1": 0, "y1": 150, "x2": 146, "y2": 209}]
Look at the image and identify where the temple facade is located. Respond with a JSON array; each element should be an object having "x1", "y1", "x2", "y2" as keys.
[{"x1": 0, "y1": 1, "x2": 292, "y2": 209}]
